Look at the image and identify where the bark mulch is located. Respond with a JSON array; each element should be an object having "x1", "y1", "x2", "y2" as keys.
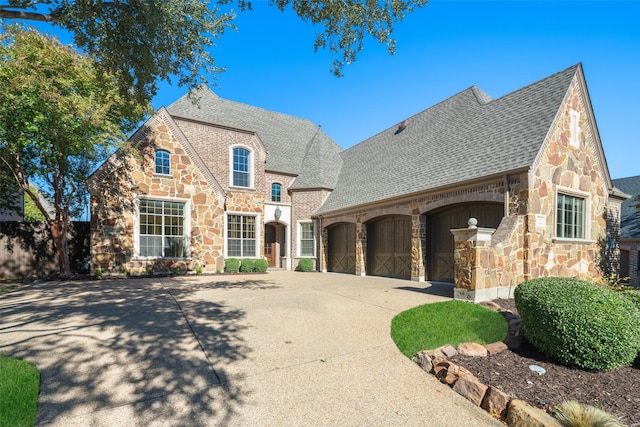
[{"x1": 449, "y1": 299, "x2": 640, "y2": 426}]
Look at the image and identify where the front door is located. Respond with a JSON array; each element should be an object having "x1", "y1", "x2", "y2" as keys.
[{"x1": 265, "y1": 224, "x2": 276, "y2": 267}]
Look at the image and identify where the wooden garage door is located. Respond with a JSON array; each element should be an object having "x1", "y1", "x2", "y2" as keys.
[
  {"x1": 328, "y1": 223, "x2": 356, "y2": 274},
  {"x1": 367, "y1": 216, "x2": 411, "y2": 280},
  {"x1": 426, "y1": 204, "x2": 503, "y2": 282}
]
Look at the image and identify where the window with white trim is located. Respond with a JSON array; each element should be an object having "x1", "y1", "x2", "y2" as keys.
[
  {"x1": 227, "y1": 214, "x2": 256, "y2": 257},
  {"x1": 155, "y1": 150, "x2": 171, "y2": 175},
  {"x1": 299, "y1": 222, "x2": 315, "y2": 257},
  {"x1": 271, "y1": 183, "x2": 282, "y2": 202},
  {"x1": 232, "y1": 147, "x2": 251, "y2": 187},
  {"x1": 139, "y1": 199, "x2": 187, "y2": 257},
  {"x1": 556, "y1": 193, "x2": 585, "y2": 239}
]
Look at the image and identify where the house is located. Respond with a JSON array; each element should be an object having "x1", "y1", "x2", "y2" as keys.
[
  {"x1": 88, "y1": 63, "x2": 624, "y2": 301},
  {"x1": 612, "y1": 176, "x2": 640, "y2": 287}
]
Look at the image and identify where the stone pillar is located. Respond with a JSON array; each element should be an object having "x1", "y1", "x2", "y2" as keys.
[
  {"x1": 319, "y1": 226, "x2": 328, "y2": 273},
  {"x1": 355, "y1": 220, "x2": 367, "y2": 276},
  {"x1": 411, "y1": 213, "x2": 425, "y2": 282},
  {"x1": 451, "y1": 218, "x2": 496, "y2": 302}
]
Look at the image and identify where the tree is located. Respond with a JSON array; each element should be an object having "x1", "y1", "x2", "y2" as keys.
[
  {"x1": 0, "y1": 27, "x2": 148, "y2": 278},
  {"x1": 0, "y1": 1, "x2": 428, "y2": 102}
]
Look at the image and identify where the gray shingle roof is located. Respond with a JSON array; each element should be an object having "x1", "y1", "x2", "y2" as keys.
[
  {"x1": 612, "y1": 176, "x2": 640, "y2": 239},
  {"x1": 316, "y1": 64, "x2": 579, "y2": 215},
  {"x1": 166, "y1": 86, "x2": 343, "y2": 187}
]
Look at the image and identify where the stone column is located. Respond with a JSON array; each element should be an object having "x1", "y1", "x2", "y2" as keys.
[
  {"x1": 411, "y1": 213, "x2": 426, "y2": 282},
  {"x1": 451, "y1": 218, "x2": 495, "y2": 302},
  {"x1": 355, "y1": 220, "x2": 367, "y2": 276}
]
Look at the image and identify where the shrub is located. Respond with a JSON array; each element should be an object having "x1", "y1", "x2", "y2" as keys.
[
  {"x1": 240, "y1": 258, "x2": 255, "y2": 273},
  {"x1": 553, "y1": 400, "x2": 624, "y2": 427},
  {"x1": 94, "y1": 268, "x2": 103, "y2": 278},
  {"x1": 225, "y1": 258, "x2": 240, "y2": 273},
  {"x1": 515, "y1": 277, "x2": 640, "y2": 370},
  {"x1": 255, "y1": 259, "x2": 268, "y2": 273},
  {"x1": 297, "y1": 258, "x2": 314, "y2": 272},
  {"x1": 620, "y1": 289, "x2": 640, "y2": 312}
]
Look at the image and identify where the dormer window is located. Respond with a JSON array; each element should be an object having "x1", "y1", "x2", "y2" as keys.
[
  {"x1": 271, "y1": 183, "x2": 282, "y2": 202},
  {"x1": 232, "y1": 147, "x2": 251, "y2": 187},
  {"x1": 155, "y1": 150, "x2": 170, "y2": 175}
]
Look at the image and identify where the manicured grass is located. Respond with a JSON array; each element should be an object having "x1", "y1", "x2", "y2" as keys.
[
  {"x1": 0, "y1": 354, "x2": 40, "y2": 427},
  {"x1": 391, "y1": 300, "x2": 508, "y2": 358}
]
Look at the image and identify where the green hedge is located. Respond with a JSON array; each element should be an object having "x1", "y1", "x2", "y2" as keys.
[
  {"x1": 514, "y1": 277, "x2": 640, "y2": 370},
  {"x1": 620, "y1": 289, "x2": 640, "y2": 312},
  {"x1": 240, "y1": 259, "x2": 255, "y2": 273},
  {"x1": 297, "y1": 258, "x2": 314, "y2": 272},
  {"x1": 255, "y1": 259, "x2": 268, "y2": 273},
  {"x1": 225, "y1": 258, "x2": 240, "y2": 273}
]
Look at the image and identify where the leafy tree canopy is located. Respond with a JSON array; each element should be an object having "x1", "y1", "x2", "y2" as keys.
[
  {"x1": 0, "y1": 1, "x2": 428, "y2": 102},
  {"x1": 0, "y1": 26, "x2": 149, "y2": 276}
]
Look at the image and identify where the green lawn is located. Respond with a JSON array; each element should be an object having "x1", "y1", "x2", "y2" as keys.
[
  {"x1": 391, "y1": 300, "x2": 508, "y2": 358},
  {"x1": 0, "y1": 354, "x2": 40, "y2": 427}
]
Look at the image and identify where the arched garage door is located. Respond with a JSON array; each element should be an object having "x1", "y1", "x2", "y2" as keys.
[
  {"x1": 367, "y1": 215, "x2": 411, "y2": 280},
  {"x1": 328, "y1": 223, "x2": 356, "y2": 274},
  {"x1": 426, "y1": 203, "x2": 503, "y2": 282}
]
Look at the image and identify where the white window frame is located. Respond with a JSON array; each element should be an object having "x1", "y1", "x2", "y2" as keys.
[
  {"x1": 224, "y1": 212, "x2": 261, "y2": 258},
  {"x1": 554, "y1": 187, "x2": 591, "y2": 242},
  {"x1": 134, "y1": 196, "x2": 191, "y2": 259},
  {"x1": 154, "y1": 149, "x2": 171, "y2": 175},
  {"x1": 271, "y1": 182, "x2": 282, "y2": 202},
  {"x1": 298, "y1": 221, "x2": 315, "y2": 257},
  {"x1": 229, "y1": 145, "x2": 254, "y2": 189},
  {"x1": 569, "y1": 109, "x2": 580, "y2": 148}
]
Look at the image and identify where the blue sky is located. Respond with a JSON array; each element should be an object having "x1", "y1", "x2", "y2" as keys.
[{"x1": 150, "y1": 0, "x2": 640, "y2": 181}]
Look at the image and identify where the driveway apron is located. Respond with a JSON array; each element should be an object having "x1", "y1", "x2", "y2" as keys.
[{"x1": 0, "y1": 271, "x2": 501, "y2": 426}]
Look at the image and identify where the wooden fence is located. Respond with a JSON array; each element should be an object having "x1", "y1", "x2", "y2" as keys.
[{"x1": 0, "y1": 221, "x2": 90, "y2": 280}]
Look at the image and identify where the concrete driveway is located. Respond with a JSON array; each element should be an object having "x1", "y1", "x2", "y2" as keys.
[{"x1": 1, "y1": 271, "x2": 501, "y2": 426}]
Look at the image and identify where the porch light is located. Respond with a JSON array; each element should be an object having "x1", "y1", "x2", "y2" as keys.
[{"x1": 274, "y1": 207, "x2": 281, "y2": 220}]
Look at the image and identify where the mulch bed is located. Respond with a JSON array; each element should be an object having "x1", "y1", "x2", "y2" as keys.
[{"x1": 449, "y1": 299, "x2": 640, "y2": 426}]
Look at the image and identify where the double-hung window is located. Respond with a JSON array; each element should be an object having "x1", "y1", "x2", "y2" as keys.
[
  {"x1": 155, "y1": 150, "x2": 170, "y2": 175},
  {"x1": 227, "y1": 214, "x2": 256, "y2": 257},
  {"x1": 556, "y1": 193, "x2": 585, "y2": 239},
  {"x1": 232, "y1": 147, "x2": 251, "y2": 187},
  {"x1": 299, "y1": 222, "x2": 315, "y2": 257},
  {"x1": 139, "y1": 199, "x2": 187, "y2": 257}
]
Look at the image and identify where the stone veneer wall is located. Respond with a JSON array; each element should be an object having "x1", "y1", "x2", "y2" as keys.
[{"x1": 90, "y1": 114, "x2": 225, "y2": 274}]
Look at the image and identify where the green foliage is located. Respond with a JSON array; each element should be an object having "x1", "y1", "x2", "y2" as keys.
[
  {"x1": 515, "y1": 277, "x2": 640, "y2": 370},
  {"x1": 240, "y1": 258, "x2": 255, "y2": 273},
  {"x1": 391, "y1": 300, "x2": 508, "y2": 358},
  {"x1": 587, "y1": 274, "x2": 633, "y2": 292},
  {"x1": 254, "y1": 258, "x2": 268, "y2": 273},
  {"x1": 195, "y1": 266, "x2": 203, "y2": 275},
  {"x1": 225, "y1": 258, "x2": 240, "y2": 273},
  {"x1": 23, "y1": 186, "x2": 45, "y2": 221},
  {"x1": 0, "y1": 26, "x2": 148, "y2": 278},
  {"x1": 0, "y1": 354, "x2": 40, "y2": 427},
  {"x1": 620, "y1": 289, "x2": 640, "y2": 312},
  {"x1": 553, "y1": 400, "x2": 624, "y2": 427},
  {"x1": 172, "y1": 267, "x2": 180, "y2": 276},
  {"x1": 94, "y1": 268, "x2": 103, "y2": 278},
  {"x1": 0, "y1": 1, "x2": 427, "y2": 100},
  {"x1": 297, "y1": 258, "x2": 314, "y2": 272},
  {"x1": 146, "y1": 267, "x2": 154, "y2": 276}
]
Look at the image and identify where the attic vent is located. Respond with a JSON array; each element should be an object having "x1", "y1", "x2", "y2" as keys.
[{"x1": 395, "y1": 120, "x2": 408, "y2": 135}]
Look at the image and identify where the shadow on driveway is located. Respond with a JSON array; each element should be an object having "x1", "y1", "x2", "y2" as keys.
[{"x1": 0, "y1": 277, "x2": 277, "y2": 425}]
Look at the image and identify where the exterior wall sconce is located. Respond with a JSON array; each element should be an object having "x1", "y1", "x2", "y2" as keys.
[{"x1": 274, "y1": 207, "x2": 281, "y2": 220}]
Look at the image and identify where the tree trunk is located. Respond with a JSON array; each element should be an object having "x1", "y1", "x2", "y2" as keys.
[{"x1": 50, "y1": 219, "x2": 72, "y2": 279}]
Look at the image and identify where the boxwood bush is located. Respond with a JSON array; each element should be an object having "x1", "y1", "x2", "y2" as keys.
[
  {"x1": 255, "y1": 259, "x2": 268, "y2": 273},
  {"x1": 297, "y1": 258, "x2": 314, "y2": 272},
  {"x1": 240, "y1": 259, "x2": 255, "y2": 273},
  {"x1": 620, "y1": 289, "x2": 640, "y2": 312},
  {"x1": 514, "y1": 277, "x2": 640, "y2": 370},
  {"x1": 225, "y1": 258, "x2": 240, "y2": 273}
]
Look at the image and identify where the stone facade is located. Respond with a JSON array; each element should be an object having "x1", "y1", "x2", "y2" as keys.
[{"x1": 90, "y1": 112, "x2": 226, "y2": 274}]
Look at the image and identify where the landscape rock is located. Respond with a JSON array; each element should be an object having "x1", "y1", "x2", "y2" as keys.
[
  {"x1": 506, "y1": 399, "x2": 561, "y2": 427},
  {"x1": 452, "y1": 373, "x2": 488, "y2": 406},
  {"x1": 412, "y1": 350, "x2": 433, "y2": 373},
  {"x1": 479, "y1": 301, "x2": 501, "y2": 311},
  {"x1": 481, "y1": 386, "x2": 510, "y2": 419},
  {"x1": 458, "y1": 342, "x2": 488, "y2": 357},
  {"x1": 431, "y1": 344, "x2": 458, "y2": 359},
  {"x1": 485, "y1": 341, "x2": 508, "y2": 355}
]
